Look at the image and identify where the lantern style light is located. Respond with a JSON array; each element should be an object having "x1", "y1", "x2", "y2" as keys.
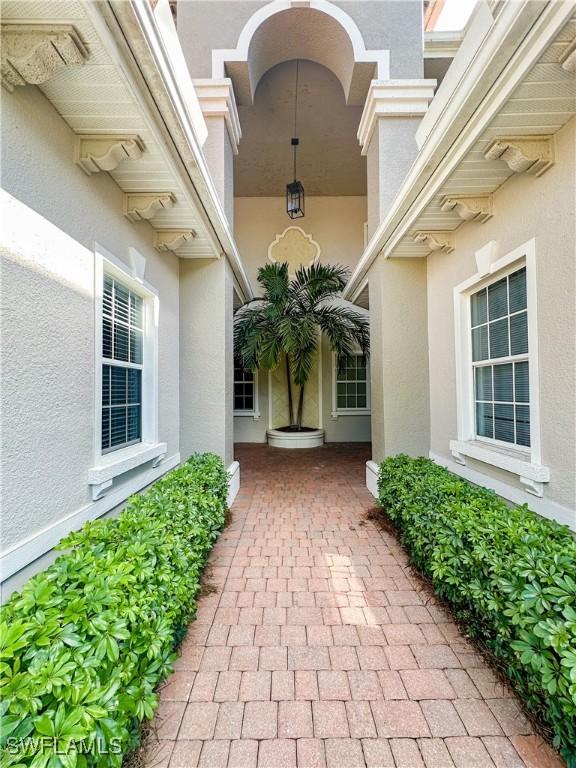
[
  {"x1": 287, "y1": 140, "x2": 305, "y2": 219},
  {"x1": 286, "y1": 62, "x2": 305, "y2": 219}
]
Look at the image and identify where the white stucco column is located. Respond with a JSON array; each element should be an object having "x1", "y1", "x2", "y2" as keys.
[
  {"x1": 194, "y1": 79, "x2": 241, "y2": 228},
  {"x1": 358, "y1": 80, "x2": 436, "y2": 237},
  {"x1": 179, "y1": 256, "x2": 234, "y2": 468},
  {"x1": 358, "y1": 80, "x2": 435, "y2": 465}
]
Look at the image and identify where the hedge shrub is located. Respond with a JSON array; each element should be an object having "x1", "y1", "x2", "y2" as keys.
[
  {"x1": 0, "y1": 453, "x2": 228, "y2": 767},
  {"x1": 377, "y1": 455, "x2": 576, "y2": 764}
]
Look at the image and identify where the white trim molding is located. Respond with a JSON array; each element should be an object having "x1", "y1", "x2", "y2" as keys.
[
  {"x1": 431, "y1": 452, "x2": 574, "y2": 531},
  {"x1": 93, "y1": 245, "x2": 161, "y2": 499},
  {"x1": 484, "y1": 135, "x2": 555, "y2": 177},
  {"x1": 358, "y1": 80, "x2": 436, "y2": 155},
  {"x1": 1, "y1": 23, "x2": 88, "y2": 91},
  {"x1": 75, "y1": 135, "x2": 146, "y2": 175},
  {"x1": 452, "y1": 238, "x2": 548, "y2": 496},
  {"x1": 1, "y1": 453, "x2": 181, "y2": 584},
  {"x1": 193, "y1": 79, "x2": 242, "y2": 154},
  {"x1": 227, "y1": 461, "x2": 240, "y2": 506},
  {"x1": 366, "y1": 460, "x2": 379, "y2": 498}
]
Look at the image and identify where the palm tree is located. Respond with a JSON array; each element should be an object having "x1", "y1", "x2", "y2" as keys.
[{"x1": 234, "y1": 261, "x2": 369, "y2": 430}]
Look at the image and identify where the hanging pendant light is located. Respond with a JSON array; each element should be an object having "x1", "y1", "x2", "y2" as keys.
[{"x1": 286, "y1": 60, "x2": 305, "y2": 219}]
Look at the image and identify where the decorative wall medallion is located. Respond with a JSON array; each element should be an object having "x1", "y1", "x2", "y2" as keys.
[
  {"x1": 75, "y1": 135, "x2": 146, "y2": 175},
  {"x1": 413, "y1": 230, "x2": 455, "y2": 253},
  {"x1": 267, "y1": 226, "x2": 320, "y2": 275},
  {"x1": 440, "y1": 195, "x2": 493, "y2": 223},
  {"x1": 483, "y1": 136, "x2": 555, "y2": 177},
  {"x1": 124, "y1": 193, "x2": 176, "y2": 222},
  {"x1": 154, "y1": 230, "x2": 196, "y2": 252},
  {"x1": 1, "y1": 24, "x2": 88, "y2": 92}
]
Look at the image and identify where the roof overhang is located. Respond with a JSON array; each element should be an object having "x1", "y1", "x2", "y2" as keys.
[{"x1": 344, "y1": 0, "x2": 576, "y2": 303}]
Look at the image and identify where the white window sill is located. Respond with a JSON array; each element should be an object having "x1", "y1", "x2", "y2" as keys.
[
  {"x1": 88, "y1": 442, "x2": 167, "y2": 500},
  {"x1": 234, "y1": 411, "x2": 261, "y2": 419},
  {"x1": 332, "y1": 409, "x2": 371, "y2": 420},
  {"x1": 449, "y1": 439, "x2": 550, "y2": 496}
]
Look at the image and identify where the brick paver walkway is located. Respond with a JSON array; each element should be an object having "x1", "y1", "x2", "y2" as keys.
[{"x1": 144, "y1": 444, "x2": 564, "y2": 768}]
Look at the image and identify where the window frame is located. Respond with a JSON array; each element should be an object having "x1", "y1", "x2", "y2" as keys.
[
  {"x1": 233, "y1": 357, "x2": 260, "y2": 418},
  {"x1": 92, "y1": 246, "x2": 162, "y2": 487},
  {"x1": 451, "y1": 238, "x2": 548, "y2": 491},
  {"x1": 331, "y1": 351, "x2": 371, "y2": 418},
  {"x1": 470, "y1": 269, "x2": 530, "y2": 451}
]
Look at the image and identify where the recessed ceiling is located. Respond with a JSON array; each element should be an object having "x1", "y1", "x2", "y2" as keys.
[{"x1": 235, "y1": 60, "x2": 366, "y2": 198}]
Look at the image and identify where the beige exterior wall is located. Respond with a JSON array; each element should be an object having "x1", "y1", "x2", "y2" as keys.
[
  {"x1": 1, "y1": 86, "x2": 181, "y2": 593},
  {"x1": 427, "y1": 117, "x2": 576, "y2": 521},
  {"x1": 233, "y1": 196, "x2": 370, "y2": 442}
]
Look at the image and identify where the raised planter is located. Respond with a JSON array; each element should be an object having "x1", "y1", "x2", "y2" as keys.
[{"x1": 267, "y1": 428, "x2": 325, "y2": 449}]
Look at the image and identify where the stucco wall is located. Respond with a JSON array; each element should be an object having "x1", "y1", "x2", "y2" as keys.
[
  {"x1": 178, "y1": 0, "x2": 423, "y2": 80},
  {"x1": 233, "y1": 195, "x2": 370, "y2": 442},
  {"x1": 1, "y1": 87, "x2": 180, "y2": 584},
  {"x1": 427, "y1": 117, "x2": 576, "y2": 516}
]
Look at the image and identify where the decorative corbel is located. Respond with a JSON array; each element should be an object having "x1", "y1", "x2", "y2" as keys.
[
  {"x1": 484, "y1": 136, "x2": 555, "y2": 177},
  {"x1": 440, "y1": 195, "x2": 493, "y2": 223},
  {"x1": 154, "y1": 230, "x2": 196, "y2": 252},
  {"x1": 1, "y1": 24, "x2": 88, "y2": 92},
  {"x1": 413, "y1": 231, "x2": 455, "y2": 253},
  {"x1": 124, "y1": 193, "x2": 176, "y2": 222},
  {"x1": 559, "y1": 38, "x2": 576, "y2": 73},
  {"x1": 75, "y1": 135, "x2": 146, "y2": 175},
  {"x1": 520, "y1": 476, "x2": 545, "y2": 498}
]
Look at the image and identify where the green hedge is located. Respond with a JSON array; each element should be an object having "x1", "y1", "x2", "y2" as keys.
[
  {"x1": 0, "y1": 453, "x2": 228, "y2": 767},
  {"x1": 377, "y1": 455, "x2": 576, "y2": 764}
]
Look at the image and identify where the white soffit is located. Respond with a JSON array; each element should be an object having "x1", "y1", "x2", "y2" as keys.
[
  {"x1": 1, "y1": 0, "x2": 216, "y2": 259},
  {"x1": 390, "y1": 13, "x2": 576, "y2": 258}
]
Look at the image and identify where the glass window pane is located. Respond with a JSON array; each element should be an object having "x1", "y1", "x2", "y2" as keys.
[
  {"x1": 337, "y1": 395, "x2": 347, "y2": 408},
  {"x1": 130, "y1": 329, "x2": 143, "y2": 365},
  {"x1": 357, "y1": 395, "x2": 367, "y2": 408},
  {"x1": 103, "y1": 318, "x2": 112, "y2": 358},
  {"x1": 244, "y1": 395, "x2": 254, "y2": 411},
  {"x1": 128, "y1": 369, "x2": 141, "y2": 404},
  {"x1": 130, "y1": 292, "x2": 143, "y2": 328},
  {"x1": 475, "y1": 366, "x2": 492, "y2": 400},
  {"x1": 234, "y1": 396, "x2": 243, "y2": 410},
  {"x1": 127, "y1": 405, "x2": 141, "y2": 442},
  {"x1": 337, "y1": 383, "x2": 346, "y2": 396},
  {"x1": 494, "y1": 403, "x2": 515, "y2": 443},
  {"x1": 489, "y1": 318, "x2": 509, "y2": 358},
  {"x1": 493, "y1": 363, "x2": 513, "y2": 402},
  {"x1": 471, "y1": 289, "x2": 487, "y2": 326},
  {"x1": 472, "y1": 326, "x2": 489, "y2": 361},
  {"x1": 516, "y1": 405, "x2": 531, "y2": 447},
  {"x1": 488, "y1": 277, "x2": 508, "y2": 320},
  {"x1": 357, "y1": 382, "x2": 367, "y2": 396},
  {"x1": 515, "y1": 361, "x2": 529, "y2": 403},
  {"x1": 102, "y1": 365, "x2": 110, "y2": 407},
  {"x1": 114, "y1": 282, "x2": 130, "y2": 324},
  {"x1": 111, "y1": 366, "x2": 127, "y2": 405},
  {"x1": 103, "y1": 276, "x2": 113, "y2": 317},
  {"x1": 101, "y1": 408, "x2": 110, "y2": 450},
  {"x1": 509, "y1": 267, "x2": 527, "y2": 313},
  {"x1": 110, "y1": 407, "x2": 127, "y2": 447},
  {"x1": 476, "y1": 402, "x2": 494, "y2": 438},
  {"x1": 510, "y1": 312, "x2": 528, "y2": 355},
  {"x1": 114, "y1": 323, "x2": 129, "y2": 362}
]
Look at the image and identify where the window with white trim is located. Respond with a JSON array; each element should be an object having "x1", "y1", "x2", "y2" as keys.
[
  {"x1": 335, "y1": 353, "x2": 369, "y2": 411},
  {"x1": 101, "y1": 275, "x2": 144, "y2": 452},
  {"x1": 470, "y1": 266, "x2": 530, "y2": 448},
  {"x1": 234, "y1": 356, "x2": 255, "y2": 413}
]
